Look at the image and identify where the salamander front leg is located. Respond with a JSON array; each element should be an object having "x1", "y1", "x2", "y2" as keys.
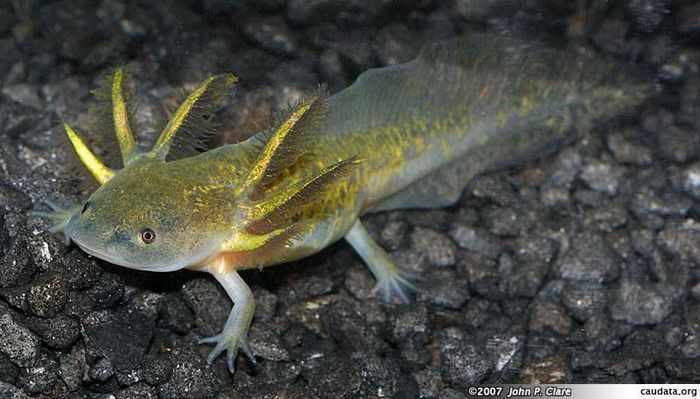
[
  {"x1": 345, "y1": 219, "x2": 418, "y2": 303},
  {"x1": 198, "y1": 266, "x2": 256, "y2": 374},
  {"x1": 30, "y1": 201, "x2": 81, "y2": 245}
]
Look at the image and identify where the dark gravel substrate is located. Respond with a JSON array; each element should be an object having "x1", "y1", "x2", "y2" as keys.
[{"x1": 1, "y1": 0, "x2": 700, "y2": 397}]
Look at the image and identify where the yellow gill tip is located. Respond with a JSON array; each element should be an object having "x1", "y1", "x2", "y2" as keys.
[{"x1": 63, "y1": 123, "x2": 115, "y2": 185}]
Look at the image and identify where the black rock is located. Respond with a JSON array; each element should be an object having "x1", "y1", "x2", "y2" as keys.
[
  {"x1": 181, "y1": 277, "x2": 229, "y2": 337},
  {"x1": 16, "y1": 351, "x2": 59, "y2": 394},
  {"x1": 140, "y1": 355, "x2": 173, "y2": 386},
  {"x1": 0, "y1": 307, "x2": 40, "y2": 368},
  {"x1": 242, "y1": 16, "x2": 297, "y2": 56},
  {"x1": 529, "y1": 300, "x2": 573, "y2": 335},
  {"x1": 583, "y1": 202, "x2": 629, "y2": 233},
  {"x1": 676, "y1": 2, "x2": 700, "y2": 36},
  {"x1": 411, "y1": 226, "x2": 456, "y2": 267},
  {"x1": 248, "y1": 325, "x2": 290, "y2": 362},
  {"x1": 449, "y1": 224, "x2": 503, "y2": 259},
  {"x1": 682, "y1": 162, "x2": 700, "y2": 200},
  {"x1": 81, "y1": 308, "x2": 155, "y2": 372},
  {"x1": 439, "y1": 328, "x2": 494, "y2": 387},
  {"x1": 413, "y1": 366, "x2": 446, "y2": 399},
  {"x1": 0, "y1": 381, "x2": 29, "y2": 399},
  {"x1": 115, "y1": 382, "x2": 159, "y2": 399},
  {"x1": 158, "y1": 295, "x2": 195, "y2": 335},
  {"x1": 379, "y1": 220, "x2": 408, "y2": 251},
  {"x1": 61, "y1": 251, "x2": 102, "y2": 291},
  {"x1": 483, "y1": 205, "x2": 537, "y2": 237},
  {"x1": 25, "y1": 314, "x2": 80, "y2": 350},
  {"x1": 593, "y1": 18, "x2": 629, "y2": 56},
  {"x1": 561, "y1": 281, "x2": 607, "y2": 321},
  {"x1": 607, "y1": 132, "x2": 652, "y2": 165},
  {"x1": 420, "y1": 268, "x2": 470, "y2": 309},
  {"x1": 553, "y1": 231, "x2": 620, "y2": 283},
  {"x1": 580, "y1": 161, "x2": 620, "y2": 196},
  {"x1": 320, "y1": 297, "x2": 384, "y2": 353},
  {"x1": 547, "y1": 147, "x2": 582, "y2": 189},
  {"x1": 26, "y1": 271, "x2": 68, "y2": 318},
  {"x1": 460, "y1": 252, "x2": 501, "y2": 300},
  {"x1": 610, "y1": 279, "x2": 674, "y2": 325},
  {"x1": 374, "y1": 24, "x2": 420, "y2": 67},
  {"x1": 156, "y1": 348, "x2": 222, "y2": 399},
  {"x1": 627, "y1": 0, "x2": 669, "y2": 32},
  {"x1": 58, "y1": 343, "x2": 88, "y2": 392},
  {"x1": 629, "y1": 187, "x2": 692, "y2": 218},
  {"x1": 0, "y1": 355, "x2": 18, "y2": 384},
  {"x1": 0, "y1": 225, "x2": 36, "y2": 289},
  {"x1": 302, "y1": 352, "x2": 362, "y2": 397},
  {"x1": 87, "y1": 273, "x2": 125, "y2": 310},
  {"x1": 657, "y1": 219, "x2": 700, "y2": 266},
  {"x1": 317, "y1": 48, "x2": 348, "y2": 91},
  {"x1": 500, "y1": 235, "x2": 556, "y2": 298},
  {"x1": 286, "y1": 0, "x2": 383, "y2": 26},
  {"x1": 521, "y1": 354, "x2": 572, "y2": 384},
  {"x1": 88, "y1": 357, "x2": 114, "y2": 382}
]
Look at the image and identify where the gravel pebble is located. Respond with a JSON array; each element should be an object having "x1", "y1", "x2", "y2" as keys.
[
  {"x1": 0, "y1": 381, "x2": 29, "y2": 399},
  {"x1": 421, "y1": 268, "x2": 470, "y2": 309},
  {"x1": 580, "y1": 161, "x2": 620, "y2": 196},
  {"x1": 16, "y1": 351, "x2": 58, "y2": 394},
  {"x1": 606, "y1": 132, "x2": 652, "y2": 165},
  {"x1": 58, "y1": 343, "x2": 88, "y2": 392},
  {"x1": 530, "y1": 300, "x2": 573, "y2": 335},
  {"x1": 410, "y1": 226, "x2": 456, "y2": 267},
  {"x1": 610, "y1": 279, "x2": 674, "y2": 325},
  {"x1": 657, "y1": 219, "x2": 700, "y2": 265},
  {"x1": 521, "y1": 354, "x2": 572, "y2": 384},
  {"x1": 439, "y1": 328, "x2": 494, "y2": 387},
  {"x1": 682, "y1": 162, "x2": 700, "y2": 200},
  {"x1": 81, "y1": 308, "x2": 155, "y2": 372},
  {"x1": 243, "y1": 16, "x2": 297, "y2": 56},
  {"x1": 0, "y1": 308, "x2": 40, "y2": 367},
  {"x1": 449, "y1": 224, "x2": 503, "y2": 259},
  {"x1": 554, "y1": 231, "x2": 620, "y2": 283},
  {"x1": 561, "y1": 282, "x2": 607, "y2": 322},
  {"x1": 157, "y1": 349, "x2": 222, "y2": 399},
  {"x1": 25, "y1": 314, "x2": 80, "y2": 349},
  {"x1": 88, "y1": 357, "x2": 114, "y2": 382},
  {"x1": 26, "y1": 271, "x2": 68, "y2": 318}
]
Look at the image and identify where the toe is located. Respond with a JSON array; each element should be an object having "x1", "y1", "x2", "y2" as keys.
[{"x1": 198, "y1": 334, "x2": 221, "y2": 345}]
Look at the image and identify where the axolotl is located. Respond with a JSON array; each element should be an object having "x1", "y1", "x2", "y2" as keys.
[{"x1": 34, "y1": 35, "x2": 651, "y2": 373}]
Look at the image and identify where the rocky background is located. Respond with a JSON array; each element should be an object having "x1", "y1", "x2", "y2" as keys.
[{"x1": 1, "y1": 0, "x2": 699, "y2": 398}]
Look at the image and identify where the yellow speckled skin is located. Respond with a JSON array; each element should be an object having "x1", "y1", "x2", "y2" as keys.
[{"x1": 36, "y1": 35, "x2": 651, "y2": 374}]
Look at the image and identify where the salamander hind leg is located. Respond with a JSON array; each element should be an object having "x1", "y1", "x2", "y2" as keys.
[
  {"x1": 345, "y1": 220, "x2": 420, "y2": 303},
  {"x1": 198, "y1": 267, "x2": 256, "y2": 374}
]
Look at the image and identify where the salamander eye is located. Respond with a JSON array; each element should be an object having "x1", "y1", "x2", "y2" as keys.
[
  {"x1": 140, "y1": 228, "x2": 156, "y2": 244},
  {"x1": 81, "y1": 201, "x2": 90, "y2": 214}
]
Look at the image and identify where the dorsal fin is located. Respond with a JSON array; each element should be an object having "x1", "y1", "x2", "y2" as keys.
[{"x1": 243, "y1": 87, "x2": 327, "y2": 201}]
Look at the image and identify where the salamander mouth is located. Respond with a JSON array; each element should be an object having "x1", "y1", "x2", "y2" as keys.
[
  {"x1": 71, "y1": 239, "x2": 133, "y2": 268},
  {"x1": 70, "y1": 234, "x2": 222, "y2": 273}
]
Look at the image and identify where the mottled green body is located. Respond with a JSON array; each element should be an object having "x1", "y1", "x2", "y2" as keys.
[
  {"x1": 37, "y1": 35, "x2": 651, "y2": 374},
  {"x1": 133, "y1": 35, "x2": 648, "y2": 270}
]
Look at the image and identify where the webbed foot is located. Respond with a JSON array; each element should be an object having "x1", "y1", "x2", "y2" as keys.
[
  {"x1": 198, "y1": 269, "x2": 256, "y2": 374},
  {"x1": 345, "y1": 220, "x2": 422, "y2": 303},
  {"x1": 30, "y1": 200, "x2": 80, "y2": 245},
  {"x1": 371, "y1": 266, "x2": 421, "y2": 304}
]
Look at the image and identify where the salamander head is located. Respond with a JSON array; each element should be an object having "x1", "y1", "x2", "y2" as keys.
[
  {"x1": 65, "y1": 162, "x2": 226, "y2": 272},
  {"x1": 56, "y1": 69, "x2": 238, "y2": 271}
]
